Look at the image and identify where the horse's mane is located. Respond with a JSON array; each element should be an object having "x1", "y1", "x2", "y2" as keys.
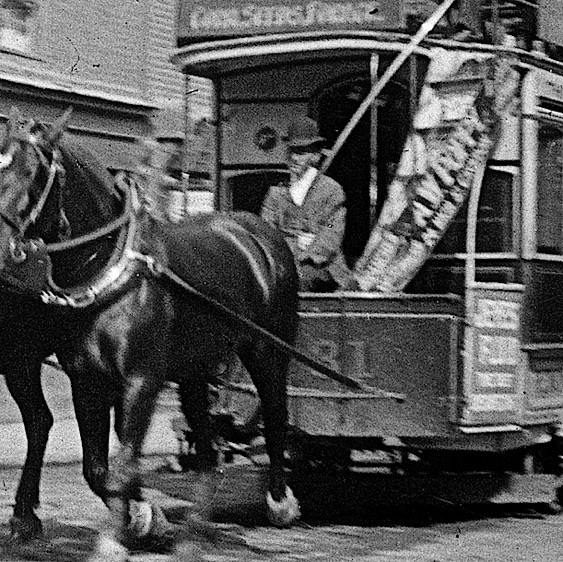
[{"x1": 57, "y1": 134, "x2": 123, "y2": 217}]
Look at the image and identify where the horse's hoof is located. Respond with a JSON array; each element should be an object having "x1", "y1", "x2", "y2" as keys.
[
  {"x1": 128, "y1": 500, "x2": 154, "y2": 538},
  {"x1": 126, "y1": 503, "x2": 177, "y2": 553},
  {"x1": 88, "y1": 532, "x2": 129, "y2": 562},
  {"x1": 8, "y1": 515, "x2": 43, "y2": 542},
  {"x1": 266, "y1": 486, "x2": 301, "y2": 527}
]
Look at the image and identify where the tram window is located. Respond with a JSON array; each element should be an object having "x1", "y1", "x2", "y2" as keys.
[
  {"x1": 536, "y1": 124, "x2": 563, "y2": 255},
  {"x1": 410, "y1": 265, "x2": 516, "y2": 294},
  {"x1": 476, "y1": 169, "x2": 514, "y2": 252},
  {"x1": 434, "y1": 168, "x2": 514, "y2": 254}
]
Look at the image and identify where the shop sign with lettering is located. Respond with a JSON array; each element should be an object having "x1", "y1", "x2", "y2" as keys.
[
  {"x1": 354, "y1": 50, "x2": 519, "y2": 292},
  {"x1": 177, "y1": 0, "x2": 403, "y2": 40}
]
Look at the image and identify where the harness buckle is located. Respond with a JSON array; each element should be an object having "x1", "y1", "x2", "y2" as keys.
[{"x1": 126, "y1": 249, "x2": 164, "y2": 276}]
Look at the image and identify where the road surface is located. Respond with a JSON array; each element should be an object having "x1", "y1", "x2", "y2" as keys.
[{"x1": 0, "y1": 459, "x2": 562, "y2": 561}]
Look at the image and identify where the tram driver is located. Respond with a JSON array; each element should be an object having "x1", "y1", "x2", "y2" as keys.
[{"x1": 261, "y1": 116, "x2": 355, "y2": 292}]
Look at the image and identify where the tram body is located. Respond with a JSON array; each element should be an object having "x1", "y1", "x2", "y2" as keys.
[{"x1": 173, "y1": 1, "x2": 563, "y2": 474}]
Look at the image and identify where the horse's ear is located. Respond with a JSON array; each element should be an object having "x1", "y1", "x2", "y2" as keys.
[{"x1": 48, "y1": 107, "x2": 73, "y2": 142}]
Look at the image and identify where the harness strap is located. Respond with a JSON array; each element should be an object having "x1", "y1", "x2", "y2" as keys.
[
  {"x1": 45, "y1": 176, "x2": 133, "y2": 253},
  {"x1": 129, "y1": 251, "x2": 403, "y2": 399},
  {"x1": 0, "y1": 147, "x2": 61, "y2": 235},
  {"x1": 40, "y1": 187, "x2": 140, "y2": 308},
  {"x1": 22, "y1": 150, "x2": 61, "y2": 230}
]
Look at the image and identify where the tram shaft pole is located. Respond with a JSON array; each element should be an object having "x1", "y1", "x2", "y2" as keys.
[{"x1": 316, "y1": 0, "x2": 458, "y2": 177}]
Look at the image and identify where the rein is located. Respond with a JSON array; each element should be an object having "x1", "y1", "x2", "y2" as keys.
[
  {"x1": 45, "y1": 204, "x2": 130, "y2": 253},
  {"x1": 0, "y1": 136, "x2": 396, "y2": 395},
  {"x1": 129, "y1": 251, "x2": 403, "y2": 398},
  {"x1": 35, "y1": 147, "x2": 130, "y2": 254}
]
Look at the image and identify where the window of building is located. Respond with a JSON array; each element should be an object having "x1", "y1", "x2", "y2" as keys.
[{"x1": 0, "y1": 0, "x2": 39, "y2": 54}]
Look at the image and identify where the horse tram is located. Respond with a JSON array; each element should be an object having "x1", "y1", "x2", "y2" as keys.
[{"x1": 166, "y1": 0, "x2": 563, "y2": 510}]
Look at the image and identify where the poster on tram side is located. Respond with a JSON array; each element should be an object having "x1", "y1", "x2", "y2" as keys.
[{"x1": 353, "y1": 48, "x2": 519, "y2": 293}]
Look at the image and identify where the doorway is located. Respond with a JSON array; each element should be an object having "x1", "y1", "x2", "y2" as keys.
[{"x1": 312, "y1": 73, "x2": 411, "y2": 267}]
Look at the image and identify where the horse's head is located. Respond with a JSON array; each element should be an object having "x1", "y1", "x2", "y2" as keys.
[{"x1": 0, "y1": 107, "x2": 71, "y2": 271}]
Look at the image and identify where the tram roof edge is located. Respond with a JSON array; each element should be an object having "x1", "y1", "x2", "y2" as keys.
[
  {"x1": 172, "y1": 30, "x2": 428, "y2": 76},
  {"x1": 171, "y1": 30, "x2": 563, "y2": 78}
]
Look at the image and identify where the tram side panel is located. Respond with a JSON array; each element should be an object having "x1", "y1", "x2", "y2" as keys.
[
  {"x1": 519, "y1": 67, "x2": 563, "y2": 429},
  {"x1": 288, "y1": 294, "x2": 464, "y2": 439},
  {"x1": 469, "y1": 282, "x2": 563, "y2": 431}
]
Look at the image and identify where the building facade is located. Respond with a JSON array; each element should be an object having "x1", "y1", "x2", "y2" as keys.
[{"x1": 0, "y1": 0, "x2": 192, "y2": 172}]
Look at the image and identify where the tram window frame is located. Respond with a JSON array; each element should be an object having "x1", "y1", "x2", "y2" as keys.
[
  {"x1": 408, "y1": 168, "x2": 516, "y2": 295},
  {"x1": 433, "y1": 167, "x2": 515, "y2": 256},
  {"x1": 535, "y1": 122, "x2": 563, "y2": 257}
]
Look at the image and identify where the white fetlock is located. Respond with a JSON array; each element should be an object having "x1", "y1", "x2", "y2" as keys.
[
  {"x1": 266, "y1": 486, "x2": 301, "y2": 527},
  {"x1": 88, "y1": 531, "x2": 129, "y2": 562},
  {"x1": 128, "y1": 500, "x2": 153, "y2": 538}
]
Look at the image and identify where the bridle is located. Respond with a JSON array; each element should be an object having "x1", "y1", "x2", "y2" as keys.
[
  {"x1": 0, "y1": 133, "x2": 65, "y2": 263},
  {"x1": 0, "y1": 130, "x2": 131, "y2": 255},
  {"x1": 0, "y1": 128, "x2": 135, "y2": 306}
]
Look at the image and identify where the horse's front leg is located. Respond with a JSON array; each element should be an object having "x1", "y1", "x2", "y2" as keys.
[
  {"x1": 64, "y1": 362, "x2": 114, "y2": 506},
  {"x1": 89, "y1": 372, "x2": 168, "y2": 562},
  {"x1": 5, "y1": 362, "x2": 53, "y2": 541}
]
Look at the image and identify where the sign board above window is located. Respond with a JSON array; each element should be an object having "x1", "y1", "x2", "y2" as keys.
[{"x1": 177, "y1": 0, "x2": 404, "y2": 43}]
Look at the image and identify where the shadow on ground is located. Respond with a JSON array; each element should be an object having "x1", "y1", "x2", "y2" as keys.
[
  {"x1": 0, "y1": 520, "x2": 96, "y2": 561},
  {"x1": 145, "y1": 463, "x2": 561, "y2": 528}
]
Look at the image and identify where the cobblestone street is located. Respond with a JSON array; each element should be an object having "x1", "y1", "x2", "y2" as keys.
[{"x1": 0, "y1": 460, "x2": 563, "y2": 561}]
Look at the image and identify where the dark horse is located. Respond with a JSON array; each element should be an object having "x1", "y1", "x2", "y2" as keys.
[
  {"x1": 0, "y1": 109, "x2": 300, "y2": 560},
  {"x1": 0, "y1": 111, "x2": 125, "y2": 544}
]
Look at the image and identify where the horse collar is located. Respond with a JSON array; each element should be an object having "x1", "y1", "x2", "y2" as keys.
[{"x1": 40, "y1": 183, "x2": 141, "y2": 308}]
